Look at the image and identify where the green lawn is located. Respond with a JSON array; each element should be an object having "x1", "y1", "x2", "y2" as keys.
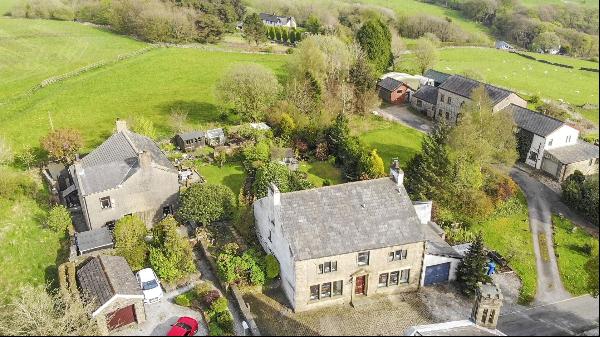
[
  {"x1": 0, "y1": 47, "x2": 287, "y2": 152},
  {"x1": 552, "y1": 214, "x2": 599, "y2": 296},
  {"x1": 196, "y1": 162, "x2": 246, "y2": 196},
  {"x1": 0, "y1": 17, "x2": 147, "y2": 102},
  {"x1": 355, "y1": 116, "x2": 425, "y2": 168},
  {"x1": 0, "y1": 172, "x2": 66, "y2": 302},
  {"x1": 400, "y1": 47, "x2": 599, "y2": 108},
  {"x1": 299, "y1": 160, "x2": 344, "y2": 187},
  {"x1": 471, "y1": 193, "x2": 537, "y2": 303},
  {"x1": 0, "y1": 0, "x2": 18, "y2": 15}
]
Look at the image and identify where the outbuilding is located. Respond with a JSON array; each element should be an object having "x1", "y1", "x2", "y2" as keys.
[
  {"x1": 205, "y1": 128, "x2": 226, "y2": 147},
  {"x1": 174, "y1": 131, "x2": 205, "y2": 152},
  {"x1": 543, "y1": 141, "x2": 599, "y2": 181},
  {"x1": 410, "y1": 85, "x2": 439, "y2": 118},
  {"x1": 77, "y1": 255, "x2": 145, "y2": 335}
]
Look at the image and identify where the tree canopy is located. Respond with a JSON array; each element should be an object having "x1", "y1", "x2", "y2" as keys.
[
  {"x1": 242, "y1": 13, "x2": 267, "y2": 45},
  {"x1": 114, "y1": 215, "x2": 148, "y2": 271},
  {"x1": 41, "y1": 128, "x2": 83, "y2": 164},
  {"x1": 356, "y1": 18, "x2": 392, "y2": 74},
  {"x1": 149, "y1": 216, "x2": 196, "y2": 283},
  {"x1": 178, "y1": 183, "x2": 236, "y2": 225}
]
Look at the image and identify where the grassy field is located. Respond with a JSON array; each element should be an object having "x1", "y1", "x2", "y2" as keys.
[
  {"x1": 0, "y1": 48, "x2": 287, "y2": 151},
  {"x1": 0, "y1": 17, "x2": 147, "y2": 102},
  {"x1": 0, "y1": 0, "x2": 17, "y2": 15},
  {"x1": 471, "y1": 193, "x2": 537, "y2": 303},
  {"x1": 355, "y1": 116, "x2": 425, "y2": 167},
  {"x1": 552, "y1": 214, "x2": 599, "y2": 296},
  {"x1": 400, "y1": 47, "x2": 599, "y2": 108},
  {"x1": 197, "y1": 162, "x2": 246, "y2": 196},
  {"x1": 0, "y1": 170, "x2": 66, "y2": 302}
]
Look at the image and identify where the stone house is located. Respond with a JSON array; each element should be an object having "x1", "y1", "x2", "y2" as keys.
[
  {"x1": 253, "y1": 161, "x2": 459, "y2": 311},
  {"x1": 506, "y1": 104, "x2": 599, "y2": 181},
  {"x1": 259, "y1": 13, "x2": 297, "y2": 28},
  {"x1": 77, "y1": 255, "x2": 145, "y2": 335},
  {"x1": 411, "y1": 85, "x2": 439, "y2": 119},
  {"x1": 66, "y1": 120, "x2": 179, "y2": 230},
  {"x1": 174, "y1": 131, "x2": 205, "y2": 152},
  {"x1": 495, "y1": 40, "x2": 515, "y2": 51},
  {"x1": 433, "y1": 75, "x2": 527, "y2": 124}
]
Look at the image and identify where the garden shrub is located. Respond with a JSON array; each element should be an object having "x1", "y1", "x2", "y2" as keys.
[
  {"x1": 178, "y1": 183, "x2": 236, "y2": 225},
  {"x1": 148, "y1": 216, "x2": 196, "y2": 284},
  {"x1": 194, "y1": 282, "x2": 213, "y2": 298},
  {"x1": 562, "y1": 171, "x2": 599, "y2": 225},
  {"x1": 47, "y1": 205, "x2": 72, "y2": 234},
  {"x1": 264, "y1": 254, "x2": 280, "y2": 280},
  {"x1": 208, "y1": 321, "x2": 225, "y2": 336},
  {"x1": 210, "y1": 297, "x2": 229, "y2": 314},
  {"x1": 483, "y1": 169, "x2": 518, "y2": 205},
  {"x1": 203, "y1": 290, "x2": 221, "y2": 306},
  {"x1": 216, "y1": 311, "x2": 234, "y2": 334},
  {"x1": 174, "y1": 294, "x2": 191, "y2": 307}
]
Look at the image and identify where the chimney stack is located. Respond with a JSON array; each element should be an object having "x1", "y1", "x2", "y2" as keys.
[
  {"x1": 139, "y1": 151, "x2": 151, "y2": 169},
  {"x1": 471, "y1": 283, "x2": 503, "y2": 330},
  {"x1": 116, "y1": 119, "x2": 127, "y2": 133},
  {"x1": 390, "y1": 159, "x2": 404, "y2": 186}
]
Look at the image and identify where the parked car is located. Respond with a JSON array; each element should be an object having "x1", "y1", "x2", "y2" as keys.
[
  {"x1": 136, "y1": 268, "x2": 163, "y2": 303},
  {"x1": 167, "y1": 317, "x2": 199, "y2": 336}
]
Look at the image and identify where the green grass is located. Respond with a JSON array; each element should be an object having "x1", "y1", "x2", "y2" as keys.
[
  {"x1": 0, "y1": 47, "x2": 287, "y2": 152},
  {"x1": 197, "y1": 162, "x2": 246, "y2": 196},
  {"x1": 0, "y1": 17, "x2": 147, "y2": 102},
  {"x1": 0, "y1": 0, "x2": 18, "y2": 15},
  {"x1": 401, "y1": 47, "x2": 599, "y2": 108},
  {"x1": 355, "y1": 116, "x2": 424, "y2": 168},
  {"x1": 471, "y1": 193, "x2": 537, "y2": 303},
  {"x1": 0, "y1": 172, "x2": 66, "y2": 302},
  {"x1": 552, "y1": 214, "x2": 599, "y2": 296},
  {"x1": 299, "y1": 160, "x2": 344, "y2": 187}
]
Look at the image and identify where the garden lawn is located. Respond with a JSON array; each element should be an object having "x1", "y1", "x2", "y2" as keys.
[
  {"x1": 299, "y1": 160, "x2": 344, "y2": 187},
  {"x1": 0, "y1": 0, "x2": 18, "y2": 15},
  {"x1": 0, "y1": 17, "x2": 147, "y2": 101},
  {"x1": 197, "y1": 162, "x2": 246, "y2": 196},
  {"x1": 471, "y1": 192, "x2": 537, "y2": 303},
  {"x1": 0, "y1": 47, "x2": 287, "y2": 152},
  {"x1": 552, "y1": 214, "x2": 599, "y2": 296},
  {"x1": 356, "y1": 117, "x2": 424, "y2": 168}
]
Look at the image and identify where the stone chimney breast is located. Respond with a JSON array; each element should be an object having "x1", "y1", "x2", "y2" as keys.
[
  {"x1": 116, "y1": 119, "x2": 127, "y2": 133},
  {"x1": 139, "y1": 151, "x2": 152, "y2": 169}
]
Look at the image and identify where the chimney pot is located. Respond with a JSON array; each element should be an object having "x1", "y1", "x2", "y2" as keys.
[{"x1": 390, "y1": 158, "x2": 404, "y2": 186}]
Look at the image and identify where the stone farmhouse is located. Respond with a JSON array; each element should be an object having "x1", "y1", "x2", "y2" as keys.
[
  {"x1": 505, "y1": 104, "x2": 599, "y2": 181},
  {"x1": 65, "y1": 120, "x2": 179, "y2": 230},
  {"x1": 259, "y1": 13, "x2": 297, "y2": 28},
  {"x1": 253, "y1": 161, "x2": 461, "y2": 312},
  {"x1": 77, "y1": 255, "x2": 145, "y2": 335}
]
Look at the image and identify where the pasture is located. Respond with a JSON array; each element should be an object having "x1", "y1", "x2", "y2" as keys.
[{"x1": 0, "y1": 17, "x2": 147, "y2": 102}]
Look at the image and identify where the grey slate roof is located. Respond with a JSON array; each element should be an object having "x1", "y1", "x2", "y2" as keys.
[
  {"x1": 546, "y1": 141, "x2": 599, "y2": 164},
  {"x1": 495, "y1": 40, "x2": 514, "y2": 50},
  {"x1": 504, "y1": 104, "x2": 564, "y2": 137},
  {"x1": 378, "y1": 77, "x2": 403, "y2": 92},
  {"x1": 424, "y1": 69, "x2": 451, "y2": 85},
  {"x1": 75, "y1": 227, "x2": 114, "y2": 255},
  {"x1": 413, "y1": 85, "x2": 439, "y2": 105},
  {"x1": 439, "y1": 75, "x2": 513, "y2": 105},
  {"x1": 73, "y1": 130, "x2": 175, "y2": 196},
  {"x1": 177, "y1": 131, "x2": 205, "y2": 141},
  {"x1": 259, "y1": 13, "x2": 293, "y2": 25},
  {"x1": 277, "y1": 178, "x2": 426, "y2": 261},
  {"x1": 77, "y1": 255, "x2": 142, "y2": 310},
  {"x1": 424, "y1": 222, "x2": 462, "y2": 258}
]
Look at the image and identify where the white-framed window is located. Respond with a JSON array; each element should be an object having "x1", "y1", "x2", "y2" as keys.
[
  {"x1": 357, "y1": 252, "x2": 370, "y2": 266},
  {"x1": 318, "y1": 261, "x2": 337, "y2": 274},
  {"x1": 388, "y1": 249, "x2": 408, "y2": 262},
  {"x1": 389, "y1": 271, "x2": 399, "y2": 286},
  {"x1": 309, "y1": 285, "x2": 320, "y2": 301},
  {"x1": 321, "y1": 282, "x2": 331, "y2": 298},
  {"x1": 332, "y1": 280, "x2": 343, "y2": 296},
  {"x1": 378, "y1": 273, "x2": 389, "y2": 288},
  {"x1": 100, "y1": 196, "x2": 112, "y2": 209}
]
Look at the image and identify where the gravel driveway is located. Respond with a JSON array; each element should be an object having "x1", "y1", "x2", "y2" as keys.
[{"x1": 373, "y1": 104, "x2": 433, "y2": 133}]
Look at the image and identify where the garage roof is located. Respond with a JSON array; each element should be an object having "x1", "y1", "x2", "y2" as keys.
[
  {"x1": 546, "y1": 141, "x2": 599, "y2": 164},
  {"x1": 75, "y1": 227, "x2": 114, "y2": 255}
]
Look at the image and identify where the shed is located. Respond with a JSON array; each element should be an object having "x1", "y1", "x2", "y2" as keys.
[
  {"x1": 77, "y1": 255, "x2": 145, "y2": 335},
  {"x1": 250, "y1": 122, "x2": 271, "y2": 131},
  {"x1": 205, "y1": 128, "x2": 226, "y2": 147},
  {"x1": 174, "y1": 131, "x2": 205, "y2": 152},
  {"x1": 377, "y1": 77, "x2": 411, "y2": 104},
  {"x1": 75, "y1": 227, "x2": 114, "y2": 255}
]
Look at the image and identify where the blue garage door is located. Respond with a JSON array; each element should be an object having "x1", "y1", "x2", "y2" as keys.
[{"x1": 424, "y1": 262, "x2": 451, "y2": 286}]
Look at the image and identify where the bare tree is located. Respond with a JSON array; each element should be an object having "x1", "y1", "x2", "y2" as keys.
[
  {"x1": 413, "y1": 37, "x2": 439, "y2": 75},
  {"x1": 168, "y1": 108, "x2": 189, "y2": 133}
]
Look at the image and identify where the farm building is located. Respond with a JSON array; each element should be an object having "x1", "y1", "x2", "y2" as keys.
[
  {"x1": 505, "y1": 104, "x2": 599, "y2": 181},
  {"x1": 205, "y1": 128, "x2": 227, "y2": 147},
  {"x1": 377, "y1": 73, "x2": 426, "y2": 104},
  {"x1": 174, "y1": 131, "x2": 205, "y2": 152},
  {"x1": 423, "y1": 69, "x2": 451, "y2": 87},
  {"x1": 410, "y1": 85, "x2": 439, "y2": 118},
  {"x1": 77, "y1": 255, "x2": 145, "y2": 335}
]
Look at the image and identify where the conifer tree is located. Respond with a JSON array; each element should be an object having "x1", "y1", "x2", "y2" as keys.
[{"x1": 456, "y1": 232, "x2": 490, "y2": 297}]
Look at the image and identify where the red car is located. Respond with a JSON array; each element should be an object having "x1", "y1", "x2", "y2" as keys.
[{"x1": 167, "y1": 317, "x2": 199, "y2": 336}]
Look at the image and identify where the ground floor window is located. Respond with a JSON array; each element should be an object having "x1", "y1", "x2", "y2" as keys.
[
  {"x1": 400, "y1": 269, "x2": 410, "y2": 283},
  {"x1": 310, "y1": 280, "x2": 344, "y2": 302},
  {"x1": 333, "y1": 281, "x2": 343, "y2": 296},
  {"x1": 321, "y1": 282, "x2": 331, "y2": 298},
  {"x1": 378, "y1": 269, "x2": 410, "y2": 288},
  {"x1": 310, "y1": 285, "x2": 320, "y2": 301},
  {"x1": 378, "y1": 273, "x2": 389, "y2": 287},
  {"x1": 389, "y1": 271, "x2": 399, "y2": 286}
]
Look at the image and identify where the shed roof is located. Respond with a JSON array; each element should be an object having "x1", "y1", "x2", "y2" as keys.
[
  {"x1": 424, "y1": 69, "x2": 451, "y2": 85},
  {"x1": 77, "y1": 255, "x2": 142, "y2": 311},
  {"x1": 503, "y1": 104, "x2": 565, "y2": 137},
  {"x1": 425, "y1": 222, "x2": 462, "y2": 258},
  {"x1": 268, "y1": 177, "x2": 426, "y2": 261},
  {"x1": 72, "y1": 129, "x2": 176, "y2": 196},
  {"x1": 75, "y1": 227, "x2": 114, "y2": 255},
  {"x1": 413, "y1": 85, "x2": 439, "y2": 105},
  {"x1": 378, "y1": 77, "x2": 403, "y2": 92},
  {"x1": 439, "y1": 75, "x2": 514, "y2": 105},
  {"x1": 546, "y1": 141, "x2": 599, "y2": 164},
  {"x1": 177, "y1": 131, "x2": 205, "y2": 141},
  {"x1": 206, "y1": 128, "x2": 225, "y2": 139}
]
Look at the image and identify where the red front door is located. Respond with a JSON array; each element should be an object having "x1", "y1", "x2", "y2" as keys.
[{"x1": 355, "y1": 275, "x2": 366, "y2": 295}]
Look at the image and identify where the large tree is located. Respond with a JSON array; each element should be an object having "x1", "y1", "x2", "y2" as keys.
[
  {"x1": 149, "y1": 216, "x2": 196, "y2": 284},
  {"x1": 178, "y1": 183, "x2": 236, "y2": 225},
  {"x1": 216, "y1": 63, "x2": 281, "y2": 121},
  {"x1": 41, "y1": 128, "x2": 83, "y2": 164},
  {"x1": 456, "y1": 232, "x2": 490, "y2": 297},
  {"x1": 349, "y1": 52, "x2": 378, "y2": 115},
  {"x1": 356, "y1": 18, "x2": 392, "y2": 74},
  {"x1": 532, "y1": 31, "x2": 561, "y2": 53},
  {"x1": 413, "y1": 37, "x2": 438, "y2": 75},
  {"x1": 305, "y1": 14, "x2": 321, "y2": 34},
  {"x1": 242, "y1": 13, "x2": 267, "y2": 45},
  {"x1": 114, "y1": 215, "x2": 148, "y2": 271}
]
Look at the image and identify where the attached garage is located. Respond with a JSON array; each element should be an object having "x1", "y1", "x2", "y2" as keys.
[
  {"x1": 424, "y1": 262, "x2": 452, "y2": 286},
  {"x1": 541, "y1": 155, "x2": 560, "y2": 177},
  {"x1": 77, "y1": 255, "x2": 146, "y2": 335}
]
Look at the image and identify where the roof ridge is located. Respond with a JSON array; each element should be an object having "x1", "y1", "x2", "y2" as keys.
[
  {"x1": 121, "y1": 130, "x2": 140, "y2": 154},
  {"x1": 280, "y1": 177, "x2": 393, "y2": 198},
  {"x1": 508, "y1": 103, "x2": 565, "y2": 124},
  {"x1": 98, "y1": 256, "x2": 117, "y2": 296}
]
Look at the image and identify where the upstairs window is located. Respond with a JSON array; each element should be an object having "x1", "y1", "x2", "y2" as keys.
[
  {"x1": 318, "y1": 261, "x2": 337, "y2": 274},
  {"x1": 388, "y1": 249, "x2": 408, "y2": 262},
  {"x1": 440, "y1": 94, "x2": 445, "y2": 102},
  {"x1": 447, "y1": 96, "x2": 452, "y2": 104},
  {"x1": 100, "y1": 197, "x2": 112, "y2": 209},
  {"x1": 357, "y1": 252, "x2": 370, "y2": 266}
]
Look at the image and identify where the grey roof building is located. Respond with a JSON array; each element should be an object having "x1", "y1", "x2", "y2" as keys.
[
  {"x1": 504, "y1": 104, "x2": 564, "y2": 137},
  {"x1": 413, "y1": 85, "x2": 439, "y2": 105},
  {"x1": 378, "y1": 77, "x2": 404, "y2": 93},
  {"x1": 439, "y1": 75, "x2": 513, "y2": 106},
  {"x1": 546, "y1": 141, "x2": 599, "y2": 165},
  {"x1": 75, "y1": 227, "x2": 114, "y2": 255},
  {"x1": 77, "y1": 255, "x2": 145, "y2": 333},
  {"x1": 67, "y1": 120, "x2": 179, "y2": 231},
  {"x1": 205, "y1": 128, "x2": 226, "y2": 147},
  {"x1": 424, "y1": 69, "x2": 451, "y2": 87},
  {"x1": 259, "y1": 13, "x2": 297, "y2": 28},
  {"x1": 174, "y1": 131, "x2": 205, "y2": 152}
]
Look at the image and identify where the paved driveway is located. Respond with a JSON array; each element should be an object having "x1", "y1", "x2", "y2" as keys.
[
  {"x1": 374, "y1": 104, "x2": 433, "y2": 133},
  {"x1": 113, "y1": 284, "x2": 208, "y2": 336}
]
